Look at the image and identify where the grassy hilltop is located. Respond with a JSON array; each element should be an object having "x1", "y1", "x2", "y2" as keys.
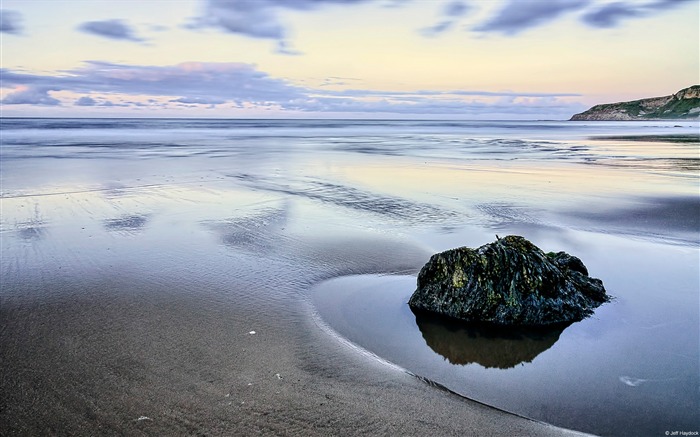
[{"x1": 571, "y1": 85, "x2": 700, "y2": 121}]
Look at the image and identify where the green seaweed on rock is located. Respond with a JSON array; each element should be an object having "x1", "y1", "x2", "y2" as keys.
[{"x1": 408, "y1": 236, "x2": 609, "y2": 326}]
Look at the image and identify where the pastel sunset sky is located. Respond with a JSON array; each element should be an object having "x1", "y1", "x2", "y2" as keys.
[{"x1": 1, "y1": 0, "x2": 698, "y2": 119}]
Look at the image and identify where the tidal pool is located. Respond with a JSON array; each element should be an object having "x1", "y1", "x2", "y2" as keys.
[{"x1": 311, "y1": 233, "x2": 699, "y2": 437}]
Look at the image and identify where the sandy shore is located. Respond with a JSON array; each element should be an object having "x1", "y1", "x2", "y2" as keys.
[
  {"x1": 0, "y1": 183, "x2": 590, "y2": 435},
  {"x1": 0, "y1": 269, "x2": 586, "y2": 436}
]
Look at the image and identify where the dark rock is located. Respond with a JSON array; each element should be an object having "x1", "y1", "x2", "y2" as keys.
[
  {"x1": 547, "y1": 251, "x2": 588, "y2": 275},
  {"x1": 408, "y1": 236, "x2": 609, "y2": 326}
]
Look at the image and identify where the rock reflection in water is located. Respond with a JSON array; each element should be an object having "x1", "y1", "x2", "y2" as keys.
[{"x1": 412, "y1": 310, "x2": 569, "y2": 369}]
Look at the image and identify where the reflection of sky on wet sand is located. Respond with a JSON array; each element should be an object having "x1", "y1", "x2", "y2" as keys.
[
  {"x1": 4, "y1": 202, "x2": 48, "y2": 242},
  {"x1": 103, "y1": 214, "x2": 150, "y2": 234},
  {"x1": 323, "y1": 158, "x2": 699, "y2": 246},
  {"x1": 203, "y1": 205, "x2": 290, "y2": 256},
  {"x1": 338, "y1": 158, "x2": 698, "y2": 203}
]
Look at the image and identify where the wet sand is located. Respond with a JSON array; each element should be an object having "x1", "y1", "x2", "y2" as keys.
[
  {"x1": 0, "y1": 252, "x2": 585, "y2": 436},
  {"x1": 0, "y1": 179, "x2": 595, "y2": 436}
]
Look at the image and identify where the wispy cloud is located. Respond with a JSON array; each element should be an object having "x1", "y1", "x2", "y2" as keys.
[
  {"x1": 473, "y1": 0, "x2": 590, "y2": 35},
  {"x1": 420, "y1": 1, "x2": 471, "y2": 37},
  {"x1": 0, "y1": 61, "x2": 583, "y2": 117},
  {"x1": 469, "y1": 0, "x2": 696, "y2": 35},
  {"x1": 581, "y1": 0, "x2": 695, "y2": 28},
  {"x1": 170, "y1": 96, "x2": 228, "y2": 105},
  {"x1": 0, "y1": 9, "x2": 23, "y2": 34},
  {"x1": 284, "y1": 94, "x2": 584, "y2": 117},
  {"x1": 275, "y1": 40, "x2": 303, "y2": 56},
  {"x1": 323, "y1": 88, "x2": 580, "y2": 98},
  {"x1": 78, "y1": 19, "x2": 145, "y2": 42},
  {"x1": 187, "y1": 0, "x2": 375, "y2": 53}
]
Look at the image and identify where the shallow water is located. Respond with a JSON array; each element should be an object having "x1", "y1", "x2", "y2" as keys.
[
  {"x1": 1, "y1": 118, "x2": 698, "y2": 436},
  {"x1": 311, "y1": 230, "x2": 699, "y2": 435}
]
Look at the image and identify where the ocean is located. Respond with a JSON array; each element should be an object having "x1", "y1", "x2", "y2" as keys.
[{"x1": 1, "y1": 118, "x2": 698, "y2": 436}]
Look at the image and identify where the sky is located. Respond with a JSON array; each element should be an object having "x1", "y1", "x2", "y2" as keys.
[{"x1": 0, "y1": 0, "x2": 698, "y2": 119}]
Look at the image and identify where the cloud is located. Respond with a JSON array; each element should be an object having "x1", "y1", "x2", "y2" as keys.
[
  {"x1": 581, "y1": 2, "x2": 642, "y2": 27},
  {"x1": 420, "y1": 1, "x2": 471, "y2": 37},
  {"x1": 188, "y1": 0, "x2": 374, "y2": 52},
  {"x1": 2, "y1": 87, "x2": 61, "y2": 105},
  {"x1": 1, "y1": 61, "x2": 307, "y2": 107},
  {"x1": 99, "y1": 100, "x2": 120, "y2": 107},
  {"x1": 78, "y1": 19, "x2": 145, "y2": 42},
  {"x1": 474, "y1": 0, "x2": 589, "y2": 35},
  {"x1": 420, "y1": 20, "x2": 453, "y2": 37},
  {"x1": 581, "y1": 0, "x2": 695, "y2": 28},
  {"x1": 0, "y1": 61, "x2": 582, "y2": 118},
  {"x1": 170, "y1": 96, "x2": 227, "y2": 105},
  {"x1": 323, "y1": 88, "x2": 580, "y2": 98},
  {"x1": 0, "y1": 9, "x2": 22, "y2": 34},
  {"x1": 189, "y1": 1, "x2": 284, "y2": 39},
  {"x1": 648, "y1": 0, "x2": 695, "y2": 6},
  {"x1": 444, "y1": 0, "x2": 470, "y2": 17},
  {"x1": 74, "y1": 96, "x2": 131, "y2": 107},
  {"x1": 275, "y1": 40, "x2": 304, "y2": 56},
  {"x1": 75, "y1": 96, "x2": 97, "y2": 106},
  {"x1": 297, "y1": 88, "x2": 583, "y2": 118},
  {"x1": 285, "y1": 95, "x2": 584, "y2": 118}
]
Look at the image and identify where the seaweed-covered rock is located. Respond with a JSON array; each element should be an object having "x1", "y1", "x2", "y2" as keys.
[{"x1": 408, "y1": 236, "x2": 609, "y2": 326}]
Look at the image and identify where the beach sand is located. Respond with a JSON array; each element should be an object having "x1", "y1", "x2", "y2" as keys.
[
  {"x1": 0, "y1": 177, "x2": 596, "y2": 436},
  {"x1": 0, "y1": 257, "x2": 584, "y2": 436}
]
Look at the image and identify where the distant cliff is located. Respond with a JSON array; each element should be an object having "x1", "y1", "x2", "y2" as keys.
[{"x1": 570, "y1": 86, "x2": 700, "y2": 121}]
